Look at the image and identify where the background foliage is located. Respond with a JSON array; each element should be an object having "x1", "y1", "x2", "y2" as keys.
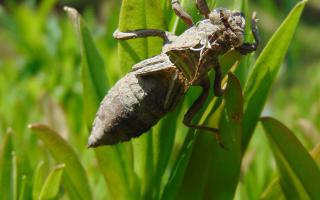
[{"x1": 0, "y1": 0, "x2": 319, "y2": 199}]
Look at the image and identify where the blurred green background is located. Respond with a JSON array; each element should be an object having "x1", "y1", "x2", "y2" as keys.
[{"x1": 0, "y1": 0, "x2": 319, "y2": 199}]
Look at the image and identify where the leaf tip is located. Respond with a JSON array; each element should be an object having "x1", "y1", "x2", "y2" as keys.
[
  {"x1": 27, "y1": 124, "x2": 33, "y2": 129},
  {"x1": 297, "y1": 0, "x2": 308, "y2": 7},
  {"x1": 63, "y1": 6, "x2": 79, "y2": 18},
  {"x1": 28, "y1": 123, "x2": 50, "y2": 131},
  {"x1": 63, "y1": 6, "x2": 81, "y2": 31},
  {"x1": 28, "y1": 123, "x2": 43, "y2": 129},
  {"x1": 55, "y1": 163, "x2": 66, "y2": 169}
]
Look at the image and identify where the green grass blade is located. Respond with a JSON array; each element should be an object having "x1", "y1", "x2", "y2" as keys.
[
  {"x1": 18, "y1": 175, "x2": 28, "y2": 200},
  {"x1": 28, "y1": 124, "x2": 92, "y2": 200},
  {"x1": 93, "y1": 145, "x2": 137, "y2": 200},
  {"x1": 311, "y1": 143, "x2": 320, "y2": 166},
  {"x1": 65, "y1": 7, "x2": 136, "y2": 200},
  {"x1": 260, "y1": 178, "x2": 285, "y2": 200},
  {"x1": 64, "y1": 6, "x2": 108, "y2": 123},
  {"x1": 38, "y1": 0, "x2": 57, "y2": 25},
  {"x1": 12, "y1": 152, "x2": 18, "y2": 200},
  {"x1": 39, "y1": 164, "x2": 65, "y2": 200},
  {"x1": 261, "y1": 117, "x2": 320, "y2": 199},
  {"x1": 32, "y1": 161, "x2": 46, "y2": 199},
  {"x1": 0, "y1": 130, "x2": 13, "y2": 200},
  {"x1": 204, "y1": 73, "x2": 243, "y2": 200},
  {"x1": 242, "y1": 0, "x2": 307, "y2": 151}
]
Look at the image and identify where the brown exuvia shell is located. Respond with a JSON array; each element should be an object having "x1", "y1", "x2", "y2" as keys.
[
  {"x1": 88, "y1": 65, "x2": 185, "y2": 147},
  {"x1": 87, "y1": 7, "x2": 256, "y2": 148}
]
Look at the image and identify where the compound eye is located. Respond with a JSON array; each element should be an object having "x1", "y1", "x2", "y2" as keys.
[
  {"x1": 233, "y1": 11, "x2": 245, "y2": 18},
  {"x1": 229, "y1": 12, "x2": 246, "y2": 30}
]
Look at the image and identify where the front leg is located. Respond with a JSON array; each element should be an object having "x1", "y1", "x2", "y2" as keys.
[
  {"x1": 236, "y1": 12, "x2": 260, "y2": 55},
  {"x1": 113, "y1": 29, "x2": 176, "y2": 43},
  {"x1": 183, "y1": 77, "x2": 225, "y2": 148},
  {"x1": 196, "y1": 0, "x2": 210, "y2": 18},
  {"x1": 213, "y1": 63, "x2": 225, "y2": 96},
  {"x1": 172, "y1": 0, "x2": 194, "y2": 26}
]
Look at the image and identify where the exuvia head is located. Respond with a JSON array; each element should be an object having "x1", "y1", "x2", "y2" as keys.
[
  {"x1": 208, "y1": 8, "x2": 246, "y2": 47},
  {"x1": 209, "y1": 8, "x2": 245, "y2": 32}
]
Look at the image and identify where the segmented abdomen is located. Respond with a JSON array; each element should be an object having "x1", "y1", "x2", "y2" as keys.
[{"x1": 88, "y1": 66, "x2": 184, "y2": 147}]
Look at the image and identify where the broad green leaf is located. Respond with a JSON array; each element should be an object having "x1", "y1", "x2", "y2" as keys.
[
  {"x1": 118, "y1": 0, "x2": 164, "y2": 71},
  {"x1": 204, "y1": 73, "x2": 243, "y2": 200},
  {"x1": 176, "y1": 73, "x2": 243, "y2": 200},
  {"x1": 162, "y1": 50, "x2": 243, "y2": 200},
  {"x1": 176, "y1": 132, "x2": 215, "y2": 200},
  {"x1": 0, "y1": 130, "x2": 13, "y2": 200},
  {"x1": 32, "y1": 161, "x2": 46, "y2": 199},
  {"x1": 161, "y1": 136, "x2": 195, "y2": 200},
  {"x1": 261, "y1": 117, "x2": 320, "y2": 199},
  {"x1": 64, "y1": 7, "x2": 136, "y2": 200},
  {"x1": 242, "y1": 0, "x2": 307, "y2": 151},
  {"x1": 261, "y1": 142, "x2": 320, "y2": 199},
  {"x1": 39, "y1": 164, "x2": 65, "y2": 200},
  {"x1": 270, "y1": 143, "x2": 309, "y2": 199},
  {"x1": 118, "y1": 1, "x2": 165, "y2": 200},
  {"x1": 28, "y1": 124, "x2": 92, "y2": 200}
]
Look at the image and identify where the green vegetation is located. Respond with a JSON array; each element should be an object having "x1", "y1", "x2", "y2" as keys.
[{"x1": 1, "y1": 0, "x2": 319, "y2": 199}]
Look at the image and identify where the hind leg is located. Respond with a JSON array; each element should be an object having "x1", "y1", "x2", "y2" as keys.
[
  {"x1": 183, "y1": 77, "x2": 226, "y2": 148},
  {"x1": 213, "y1": 63, "x2": 225, "y2": 96}
]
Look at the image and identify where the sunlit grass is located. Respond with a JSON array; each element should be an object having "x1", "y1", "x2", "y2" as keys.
[{"x1": 1, "y1": 0, "x2": 320, "y2": 199}]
